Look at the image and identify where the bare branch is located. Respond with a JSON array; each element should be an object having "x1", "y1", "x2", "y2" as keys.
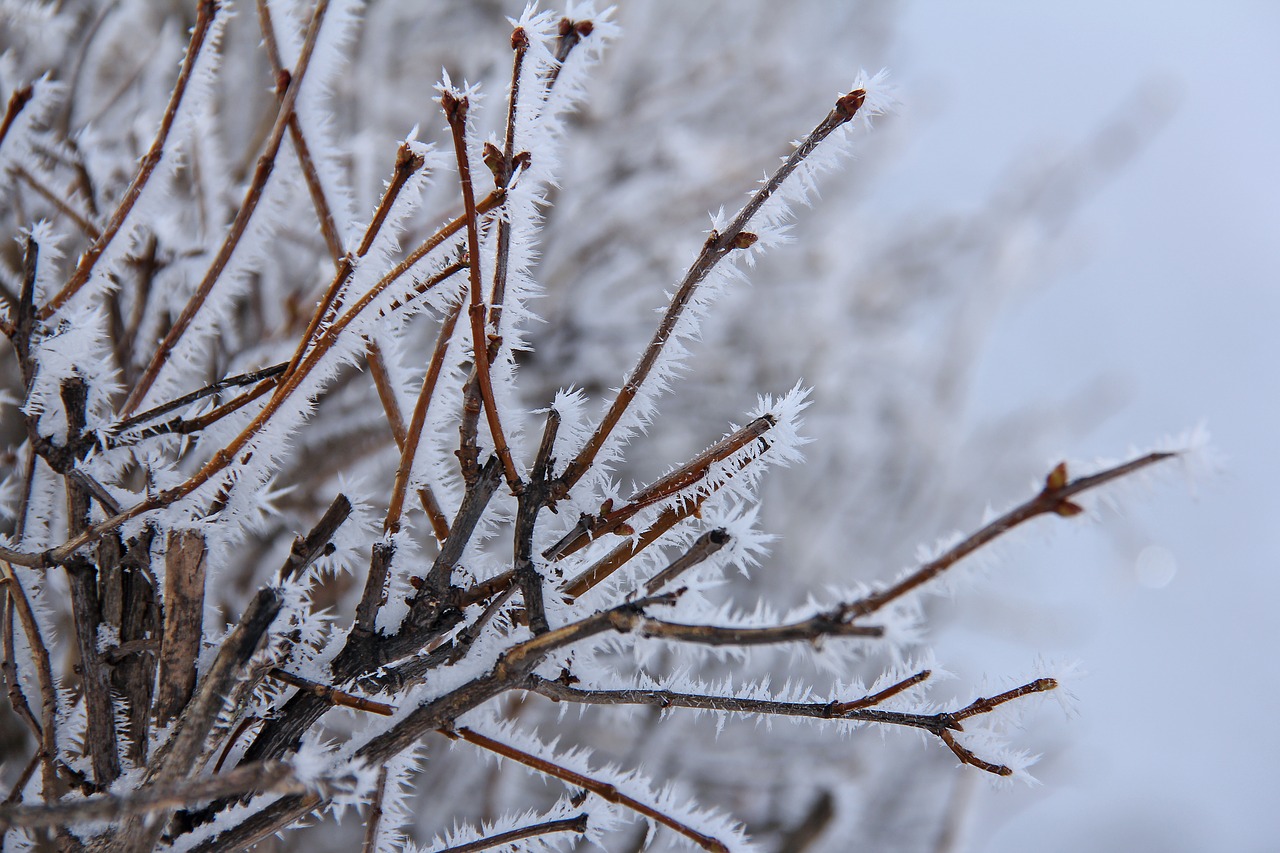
[
  {"x1": 0, "y1": 761, "x2": 301, "y2": 832},
  {"x1": 432, "y1": 813, "x2": 589, "y2": 853},
  {"x1": 121, "y1": 0, "x2": 333, "y2": 416},
  {"x1": 268, "y1": 668, "x2": 396, "y2": 717},
  {"x1": 361, "y1": 767, "x2": 389, "y2": 853},
  {"x1": 840, "y1": 454, "x2": 1175, "y2": 620},
  {"x1": 0, "y1": 565, "x2": 58, "y2": 799},
  {"x1": 441, "y1": 91, "x2": 523, "y2": 494},
  {"x1": 558, "y1": 90, "x2": 872, "y2": 490},
  {"x1": 40, "y1": 1, "x2": 222, "y2": 318},
  {"x1": 451, "y1": 727, "x2": 728, "y2": 853}
]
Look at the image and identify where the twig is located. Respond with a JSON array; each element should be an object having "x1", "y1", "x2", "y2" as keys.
[
  {"x1": 268, "y1": 668, "x2": 395, "y2": 716},
  {"x1": 287, "y1": 141, "x2": 426, "y2": 384},
  {"x1": 526, "y1": 673, "x2": 1051, "y2": 776},
  {"x1": 562, "y1": 497, "x2": 708, "y2": 599},
  {"x1": 385, "y1": 297, "x2": 465, "y2": 537},
  {"x1": 433, "y1": 813, "x2": 589, "y2": 853},
  {"x1": 3, "y1": 750, "x2": 40, "y2": 806},
  {"x1": 0, "y1": 564, "x2": 58, "y2": 799},
  {"x1": 0, "y1": 84, "x2": 34, "y2": 151},
  {"x1": 642, "y1": 528, "x2": 729, "y2": 595},
  {"x1": 546, "y1": 415, "x2": 774, "y2": 560},
  {"x1": 61, "y1": 379, "x2": 120, "y2": 787},
  {"x1": 558, "y1": 88, "x2": 872, "y2": 491},
  {"x1": 451, "y1": 727, "x2": 727, "y2": 852},
  {"x1": 441, "y1": 91, "x2": 523, "y2": 493},
  {"x1": 255, "y1": 0, "x2": 344, "y2": 265},
  {"x1": 513, "y1": 409, "x2": 561, "y2": 635},
  {"x1": 352, "y1": 542, "x2": 394, "y2": 638},
  {"x1": 0, "y1": 761, "x2": 301, "y2": 831},
  {"x1": 483, "y1": 25, "x2": 530, "y2": 338},
  {"x1": 279, "y1": 493, "x2": 352, "y2": 582},
  {"x1": 1, "y1": 588, "x2": 41, "y2": 744},
  {"x1": 361, "y1": 767, "x2": 389, "y2": 853},
  {"x1": 121, "y1": 0, "x2": 333, "y2": 416},
  {"x1": 839, "y1": 455, "x2": 1175, "y2": 621},
  {"x1": 110, "y1": 361, "x2": 288, "y2": 435},
  {"x1": 10, "y1": 166, "x2": 100, "y2": 240},
  {"x1": 40, "y1": 0, "x2": 222, "y2": 318}
]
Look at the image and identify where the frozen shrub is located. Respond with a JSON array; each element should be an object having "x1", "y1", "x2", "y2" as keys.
[{"x1": 0, "y1": 2, "x2": 1190, "y2": 850}]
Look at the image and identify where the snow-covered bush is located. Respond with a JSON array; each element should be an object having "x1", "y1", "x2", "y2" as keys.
[{"x1": 0, "y1": 2, "x2": 1187, "y2": 850}]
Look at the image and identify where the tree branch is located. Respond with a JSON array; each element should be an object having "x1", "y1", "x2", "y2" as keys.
[
  {"x1": 450, "y1": 726, "x2": 728, "y2": 852},
  {"x1": 40, "y1": 0, "x2": 222, "y2": 318}
]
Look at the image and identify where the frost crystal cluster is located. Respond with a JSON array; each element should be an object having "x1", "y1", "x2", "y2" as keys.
[{"x1": 0, "y1": 2, "x2": 1184, "y2": 851}]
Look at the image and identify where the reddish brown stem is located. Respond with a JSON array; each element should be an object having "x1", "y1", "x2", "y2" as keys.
[
  {"x1": 841, "y1": 454, "x2": 1174, "y2": 621},
  {"x1": 451, "y1": 727, "x2": 728, "y2": 853},
  {"x1": 40, "y1": 1, "x2": 221, "y2": 318},
  {"x1": 546, "y1": 414, "x2": 774, "y2": 560},
  {"x1": 385, "y1": 299, "x2": 465, "y2": 536},
  {"x1": 434, "y1": 814, "x2": 589, "y2": 853},
  {"x1": 255, "y1": 0, "x2": 344, "y2": 266},
  {"x1": 441, "y1": 92, "x2": 523, "y2": 494},
  {"x1": 268, "y1": 668, "x2": 396, "y2": 716},
  {"x1": 558, "y1": 89, "x2": 871, "y2": 491},
  {"x1": 121, "y1": 0, "x2": 332, "y2": 416}
]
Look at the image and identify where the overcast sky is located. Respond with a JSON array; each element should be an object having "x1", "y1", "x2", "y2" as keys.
[{"x1": 878, "y1": 3, "x2": 1279, "y2": 850}]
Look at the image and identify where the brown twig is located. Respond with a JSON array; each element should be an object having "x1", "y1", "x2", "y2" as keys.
[
  {"x1": 642, "y1": 528, "x2": 729, "y2": 595},
  {"x1": 433, "y1": 813, "x2": 589, "y2": 853},
  {"x1": 121, "y1": 0, "x2": 333, "y2": 416},
  {"x1": 558, "y1": 89, "x2": 871, "y2": 491},
  {"x1": 0, "y1": 761, "x2": 301, "y2": 832},
  {"x1": 0, "y1": 83, "x2": 34, "y2": 151},
  {"x1": 839, "y1": 455, "x2": 1174, "y2": 621},
  {"x1": 0, "y1": 564, "x2": 59, "y2": 799},
  {"x1": 110, "y1": 361, "x2": 288, "y2": 436},
  {"x1": 526, "y1": 672, "x2": 1050, "y2": 777},
  {"x1": 546, "y1": 414, "x2": 774, "y2": 560},
  {"x1": 1, "y1": 587, "x2": 41, "y2": 745},
  {"x1": 562, "y1": 497, "x2": 708, "y2": 598},
  {"x1": 451, "y1": 727, "x2": 728, "y2": 853},
  {"x1": 483, "y1": 25, "x2": 530, "y2": 338},
  {"x1": 40, "y1": 1, "x2": 222, "y2": 318},
  {"x1": 10, "y1": 167, "x2": 100, "y2": 240},
  {"x1": 441, "y1": 91, "x2": 523, "y2": 494},
  {"x1": 287, "y1": 138, "x2": 426, "y2": 386},
  {"x1": 268, "y1": 667, "x2": 396, "y2": 716},
  {"x1": 385, "y1": 298, "x2": 465, "y2": 537},
  {"x1": 361, "y1": 767, "x2": 390, "y2": 853},
  {"x1": 510, "y1": 410, "x2": 562, "y2": 635},
  {"x1": 279, "y1": 493, "x2": 352, "y2": 582},
  {"x1": 255, "y1": 0, "x2": 344, "y2": 265}
]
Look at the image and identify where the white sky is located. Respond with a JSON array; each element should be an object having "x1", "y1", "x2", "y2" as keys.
[{"x1": 880, "y1": 3, "x2": 1280, "y2": 850}]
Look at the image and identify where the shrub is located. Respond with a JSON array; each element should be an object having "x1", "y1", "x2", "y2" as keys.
[{"x1": 0, "y1": 2, "x2": 1187, "y2": 850}]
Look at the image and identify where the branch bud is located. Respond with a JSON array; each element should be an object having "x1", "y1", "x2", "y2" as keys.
[{"x1": 835, "y1": 88, "x2": 867, "y2": 119}]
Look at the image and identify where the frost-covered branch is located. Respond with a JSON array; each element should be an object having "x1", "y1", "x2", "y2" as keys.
[{"x1": 0, "y1": 3, "x2": 1190, "y2": 850}]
